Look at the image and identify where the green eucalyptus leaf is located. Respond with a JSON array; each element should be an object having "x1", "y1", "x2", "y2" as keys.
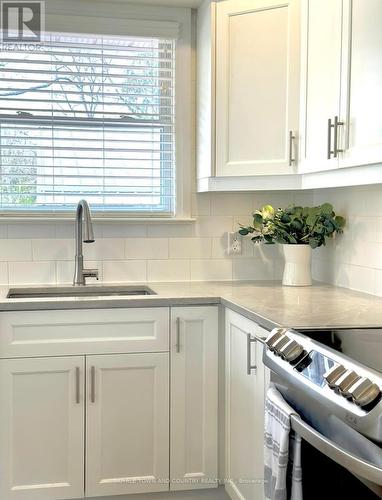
[
  {"x1": 290, "y1": 219, "x2": 303, "y2": 231},
  {"x1": 335, "y1": 216, "x2": 346, "y2": 228},
  {"x1": 309, "y1": 238, "x2": 319, "y2": 249},
  {"x1": 281, "y1": 214, "x2": 291, "y2": 223},
  {"x1": 306, "y1": 214, "x2": 317, "y2": 227},
  {"x1": 320, "y1": 202, "x2": 333, "y2": 214}
]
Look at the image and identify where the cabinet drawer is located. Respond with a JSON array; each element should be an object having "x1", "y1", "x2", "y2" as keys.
[{"x1": 0, "y1": 308, "x2": 169, "y2": 358}]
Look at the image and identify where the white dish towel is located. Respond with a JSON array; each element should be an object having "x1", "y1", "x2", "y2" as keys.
[{"x1": 264, "y1": 386, "x2": 303, "y2": 500}]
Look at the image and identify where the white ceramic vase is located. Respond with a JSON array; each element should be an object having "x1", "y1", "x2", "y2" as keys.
[{"x1": 282, "y1": 244, "x2": 312, "y2": 286}]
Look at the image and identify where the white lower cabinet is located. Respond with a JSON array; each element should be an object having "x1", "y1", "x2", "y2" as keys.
[
  {"x1": 0, "y1": 356, "x2": 85, "y2": 500},
  {"x1": 86, "y1": 353, "x2": 169, "y2": 497},
  {"x1": 225, "y1": 309, "x2": 269, "y2": 500},
  {"x1": 170, "y1": 306, "x2": 219, "y2": 491}
]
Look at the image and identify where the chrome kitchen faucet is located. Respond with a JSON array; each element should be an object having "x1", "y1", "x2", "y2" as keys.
[{"x1": 73, "y1": 200, "x2": 99, "y2": 286}]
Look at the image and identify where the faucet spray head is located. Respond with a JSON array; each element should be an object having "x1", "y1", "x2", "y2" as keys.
[{"x1": 79, "y1": 200, "x2": 95, "y2": 243}]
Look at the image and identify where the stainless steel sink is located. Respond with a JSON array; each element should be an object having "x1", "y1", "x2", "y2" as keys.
[{"x1": 7, "y1": 285, "x2": 157, "y2": 299}]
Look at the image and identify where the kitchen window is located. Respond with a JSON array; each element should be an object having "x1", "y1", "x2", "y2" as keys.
[{"x1": 0, "y1": 30, "x2": 179, "y2": 217}]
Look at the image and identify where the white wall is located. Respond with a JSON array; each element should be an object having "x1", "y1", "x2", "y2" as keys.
[{"x1": 312, "y1": 184, "x2": 382, "y2": 296}]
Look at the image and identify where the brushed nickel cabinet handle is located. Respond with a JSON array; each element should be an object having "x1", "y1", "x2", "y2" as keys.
[
  {"x1": 247, "y1": 334, "x2": 257, "y2": 375},
  {"x1": 175, "y1": 317, "x2": 181, "y2": 353},
  {"x1": 289, "y1": 130, "x2": 295, "y2": 166},
  {"x1": 75, "y1": 367, "x2": 80, "y2": 404},
  {"x1": 327, "y1": 118, "x2": 334, "y2": 159},
  {"x1": 90, "y1": 366, "x2": 96, "y2": 403},
  {"x1": 333, "y1": 115, "x2": 344, "y2": 157}
]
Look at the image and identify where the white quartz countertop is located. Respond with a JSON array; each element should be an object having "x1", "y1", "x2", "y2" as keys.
[{"x1": 1, "y1": 281, "x2": 382, "y2": 332}]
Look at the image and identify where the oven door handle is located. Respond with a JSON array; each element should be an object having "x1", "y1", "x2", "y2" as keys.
[{"x1": 290, "y1": 414, "x2": 382, "y2": 487}]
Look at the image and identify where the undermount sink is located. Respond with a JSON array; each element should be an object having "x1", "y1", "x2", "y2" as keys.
[{"x1": 6, "y1": 285, "x2": 157, "y2": 299}]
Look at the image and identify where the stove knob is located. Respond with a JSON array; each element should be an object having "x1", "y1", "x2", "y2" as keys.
[
  {"x1": 334, "y1": 370, "x2": 361, "y2": 398},
  {"x1": 266, "y1": 328, "x2": 289, "y2": 351},
  {"x1": 279, "y1": 339, "x2": 304, "y2": 363},
  {"x1": 271, "y1": 335, "x2": 291, "y2": 356},
  {"x1": 348, "y1": 378, "x2": 381, "y2": 408},
  {"x1": 324, "y1": 364, "x2": 347, "y2": 389}
]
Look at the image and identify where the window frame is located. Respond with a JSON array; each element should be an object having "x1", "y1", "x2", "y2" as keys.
[{"x1": 0, "y1": 2, "x2": 192, "y2": 221}]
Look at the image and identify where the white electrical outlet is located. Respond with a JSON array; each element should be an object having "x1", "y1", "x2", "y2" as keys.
[{"x1": 227, "y1": 232, "x2": 242, "y2": 255}]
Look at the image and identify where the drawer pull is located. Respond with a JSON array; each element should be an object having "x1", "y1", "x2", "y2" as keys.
[
  {"x1": 333, "y1": 115, "x2": 344, "y2": 157},
  {"x1": 247, "y1": 334, "x2": 257, "y2": 374},
  {"x1": 327, "y1": 118, "x2": 334, "y2": 159},
  {"x1": 90, "y1": 366, "x2": 96, "y2": 403},
  {"x1": 289, "y1": 130, "x2": 296, "y2": 166},
  {"x1": 75, "y1": 367, "x2": 80, "y2": 404},
  {"x1": 175, "y1": 317, "x2": 181, "y2": 353}
]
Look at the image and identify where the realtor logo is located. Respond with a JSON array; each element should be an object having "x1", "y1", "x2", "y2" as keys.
[{"x1": 1, "y1": 1, "x2": 44, "y2": 42}]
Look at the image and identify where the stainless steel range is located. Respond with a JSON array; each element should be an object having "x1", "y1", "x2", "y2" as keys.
[{"x1": 262, "y1": 327, "x2": 382, "y2": 498}]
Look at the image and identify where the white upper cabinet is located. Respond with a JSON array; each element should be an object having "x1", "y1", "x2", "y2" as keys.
[
  {"x1": 198, "y1": 0, "x2": 382, "y2": 191},
  {"x1": 339, "y1": 0, "x2": 382, "y2": 169},
  {"x1": 299, "y1": 0, "x2": 343, "y2": 173},
  {"x1": 300, "y1": 0, "x2": 382, "y2": 174},
  {"x1": 215, "y1": 0, "x2": 300, "y2": 176}
]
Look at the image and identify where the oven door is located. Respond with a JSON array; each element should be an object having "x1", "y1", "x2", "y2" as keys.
[{"x1": 290, "y1": 412, "x2": 382, "y2": 498}]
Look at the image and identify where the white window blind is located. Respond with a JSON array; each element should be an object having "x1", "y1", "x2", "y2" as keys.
[{"x1": 0, "y1": 32, "x2": 176, "y2": 216}]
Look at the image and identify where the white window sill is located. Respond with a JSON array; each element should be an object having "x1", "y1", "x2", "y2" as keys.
[{"x1": 0, "y1": 215, "x2": 196, "y2": 223}]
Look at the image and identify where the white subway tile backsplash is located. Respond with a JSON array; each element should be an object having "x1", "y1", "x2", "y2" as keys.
[
  {"x1": 55, "y1": 223, "x2": 75, "y2": 239},
  {"x1": 0, "y1": 240, "x2": 32, "y2": 262},
  {"x1": 376, "y1": 217, "x2": 382, "y2": 243},
  {"x1": 147, "y1": 223, "x2": 195, "y2": 238},
  {"x1": 84, "y1": 238, "x2": 125, "y2": 260},
  {"x1": 312, "y1": 184, "x2": 382, "y2": 295},
  {"x1": 233, "y1": 215, "x2": 254, "y2": 231},
  {"x1": 32, "y1": 239, "x2": 73, "y2": 261},
  {"x1": 233, "y1": 258, "x2": 274, "y2": 281},
  {"x1": 211, "y1": 193, "x2": 253, "y2": 216},
  {"x1": 194, "y1": 216, "x2": 233, "y2": 237},
  {"x1": 348, "y1": 216, "x2": 377, "y2": 243},
  {"x1": 211, "y1": 237, "x2": 228, "y2": 259},
  {"x1": 0, "y1": 263, "x2": 8, "y2": 284},
  {"x1": 125, "y1": 238, "x2": 168, "y2": 260},
  {"x1": 148, "y1": 260, "x2": 190, "y2": 282},
  {"x1": 342, "y1": 265, "x2": 376, "y2": 295},
  {"x1": 191, "y1": 193, "x2": 211, "y2": 216},
  {"x1": 0, "y1": 191, "x2": 317, "y2": 287},
  {"x1": 190, "y1": 259, "x2": 232, "y2": 281},
  {"x1": 374, "y1": 270, "x2": 382, "y2": 297},
  {"x1": 7, "y1": 223, "x2": 55, "y2": 239},
  {"x1": 99, "y1": 223, "x2": 148, "y2": 238},
  {"x1": 9, "y1": 261, "x2": 56, "y2": 285},
  {"x1": 364, "y1": 189, "x2": 382, "y2": 216},
  {"x1": 103, "y1": 260, "x2": 147, "y2": 283},
  {"x1": 169, "y1": 238, "x2": 211, "y2": 259}
]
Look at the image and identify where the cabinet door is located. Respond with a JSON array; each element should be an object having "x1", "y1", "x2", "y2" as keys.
[
  {"x1": 86, "y1": 353, "x2": 169, "y2": 497},
  {"x1": 0, "y1": 357, "x2": 85, "y2": 500},
  {"x1": 225, "y1": 309, "x2": 268, "y2": 500},
  {"x1": 299, "y1": 0, "x2": 343, "y2": 172},
  {"x1": 170, "y1": 306, "x2": 218, "y2": 491},
  {"x1": 215, "y1": 0, "x2": 300, "y2": 176},
  {"x1": 339, "y1": 0, "x2": 382, "y2": 168}
]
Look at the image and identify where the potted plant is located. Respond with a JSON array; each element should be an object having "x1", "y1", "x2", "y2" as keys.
[{"x1": 238, "y1": 203, "x2": 345, "y2": 286}]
